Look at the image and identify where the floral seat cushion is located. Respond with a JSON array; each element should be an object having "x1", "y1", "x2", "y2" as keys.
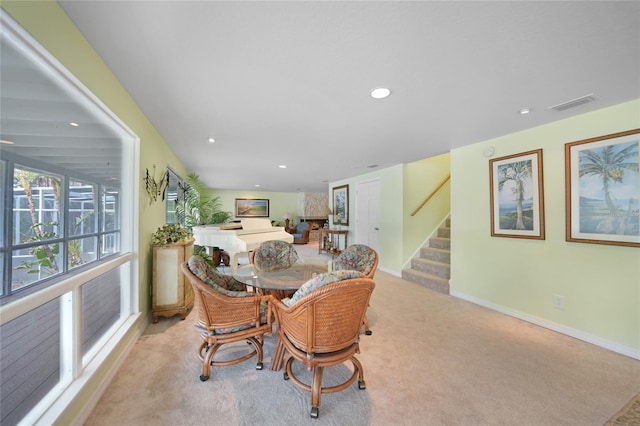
[
  {"x1": 187, "y1": 255, "x2": 250, "y2": 297},
  {"x1": 253, "y1": 240, "x2": 301, "y2": 272},
  {"x1": 283, "y1": 270, "x2": 365, "y2": 307},
  {"x1": 187, "y1": 255, "x2": 268, "y2": 334},
  {"x1": 333, "y1": 244, "x2": 376, "y2": 276}
]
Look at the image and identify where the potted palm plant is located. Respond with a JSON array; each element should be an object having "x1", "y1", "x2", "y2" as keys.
[
  {"x1": 174, "y1": 173, "x2": 232, "y2": 268},
  {"x1": 174, "y1": 173, "x2": 232, "y2": 228}
]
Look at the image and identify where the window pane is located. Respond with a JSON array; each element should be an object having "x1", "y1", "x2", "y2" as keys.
[
  {"x1": 82, "y1": 266, "x2": 122, "y2": 356},
  {"x1": 1, "y1": 159, "x2": 5, "y2": 249},
  {"x1": 13, "y1": 167, "x2": 62, "y2": 245},
  {"x1": 101, "y1": 187, "x2": 119, "y2": 232},
  {"x1": 0, "y1": 299, "x2": 61, "y2": 426},
  {"x1": 68, "y1": 180, "x2": 96, "y2": 236},
  {"x1": 165, "y1": 169, "x2": 180, "y2": 224},
  {"x1": 0, "y1": 252, "x2": 4, "y2": 298},
  {"x1": 68, "y1": 236, "x2": 97, "y2": 270},
  {"x1": 101, "y1": 232, "x2": 120, "y2": 257},
  {"x1": 12, "y1": 243, "x2": 62, "y2": 291}
]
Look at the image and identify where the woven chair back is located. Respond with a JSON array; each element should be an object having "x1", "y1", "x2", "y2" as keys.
[
  {"x1": 181, "y1": 262, "x2": 270, "y2": 332},
  {"x1": 278, "y1": 278, "x2": 375, "y2": 354},
  {"x1": 251, "y1": 240, "x2": 301, "y2": 271},
  {"x1": 333, "y1": 244, "x2": 378, "y2": 279}
]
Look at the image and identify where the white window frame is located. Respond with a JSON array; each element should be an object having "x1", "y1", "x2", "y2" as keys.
[{"x1": 0, "y1": 13, "x2": 140, "y2": 425}]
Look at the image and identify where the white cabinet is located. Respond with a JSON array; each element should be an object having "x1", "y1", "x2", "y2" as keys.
[{"x1": 152, "y1": 238, "x2": 195, "y2": 323}]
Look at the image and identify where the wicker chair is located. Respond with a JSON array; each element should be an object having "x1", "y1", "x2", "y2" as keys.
[
  {"x1": 250, "y1": 239, "x2": 301, "y2": 271},
  {"x1": 272, "y1": 271, "x2": 375, "y2": 418},
  {"x1": 250, "y1": 240, "x2": 301, "y2": 299},
  {"x1": 180, "y1": 257, "x2": 273, "y2": 382},
  {"x1": 333, "y1": 244, "x2": 378, "y2": 335}
]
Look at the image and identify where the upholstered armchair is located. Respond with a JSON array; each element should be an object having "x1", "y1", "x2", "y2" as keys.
[
  {"x1": 272, "y1": 270, "x2": 375, "y2": 418},
  {"x1": 288, "y1": 222, "x2": 310, "y2": 244},
  {"x1": 181, "y1": 256, "x2": 273, "y2": 382},
  {"x1": 333, "y1": 244, "x2": 378, "y2": 335}
]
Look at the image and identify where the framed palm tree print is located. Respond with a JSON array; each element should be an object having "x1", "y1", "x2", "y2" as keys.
[
  {"x1": 565, "y1": 129, "x2": 640, "y2": 247},
  {"x1": 490, "y1": 149, "x2": 545, "y2": 239}
]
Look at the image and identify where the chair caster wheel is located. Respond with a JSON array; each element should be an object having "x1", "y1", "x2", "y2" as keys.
[
  {"x1": 365, "y1": 330, "x2": 372, "y2": 335},
  {"x1": 283, "y1": 372, "x2": 289, "y2": 380},
  {"x1": 200, "y1": 375, "x2": 209, "y2": 382},
  {"x1": 358, "y1": 380, "x2": 366, "y2": 390},
  {"x1": 310, "y1": 406, "x2": 319, "y2": 418},
  {"x1": 256, "y1": 362, "x2": 263, "y2": 370}
]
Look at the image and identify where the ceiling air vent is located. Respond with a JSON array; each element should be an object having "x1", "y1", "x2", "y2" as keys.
[{"x1": 547, "y1": 94, "x2": 598, "y2": 112}]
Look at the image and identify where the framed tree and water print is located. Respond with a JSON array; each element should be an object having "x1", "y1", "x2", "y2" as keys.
[
  {"x1": 332, "y1": 184, "x2": 349, "y2": 225},
  {"x1": 565, "y1": 129, "x2": 640, "y2": 247},
  {"x1": 490, "y1": 149, "x2": 545, "y2": 239}
]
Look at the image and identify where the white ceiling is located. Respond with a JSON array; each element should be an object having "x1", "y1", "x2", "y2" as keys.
[{"x1": 17, "y1": 2, "x2": 640, "y2": 192}]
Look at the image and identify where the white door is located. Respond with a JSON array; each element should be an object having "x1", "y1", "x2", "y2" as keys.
[{"x1": 356, "y1": 179, "x2": 381, "y2": 253}]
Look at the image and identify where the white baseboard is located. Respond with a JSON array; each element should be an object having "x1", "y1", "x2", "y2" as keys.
[
  {"x1": 379, "y1": 266, "x2": 402, "y2": 277},
  {"x1": 450, "y1": 290, "x2": 640, "y2": 361}
]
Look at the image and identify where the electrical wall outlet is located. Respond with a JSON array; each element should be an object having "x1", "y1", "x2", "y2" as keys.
[{"x1": 553, "y1": 294, "x2": 566, "y2": 310}]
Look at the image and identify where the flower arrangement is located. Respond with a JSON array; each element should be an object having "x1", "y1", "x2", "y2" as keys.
[{"x1": 151, "y1": 223, "x2": 192, "y2": 246}]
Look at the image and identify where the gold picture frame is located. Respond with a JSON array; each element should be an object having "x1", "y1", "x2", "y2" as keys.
[
  {"x1": 332, "y1": 185, "x2": 349, "y2": 225},
  {"x1": 565, "y1": 129, "x2": 640, "y2": 247},
  {"x1": 489, "y1": 149, "x2": 545, "y2": 239}
]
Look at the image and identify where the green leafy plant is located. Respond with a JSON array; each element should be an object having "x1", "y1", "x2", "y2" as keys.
[
  {"x1": 15, "y1": 222, "x2": 61, "y2": 275},
  {"x1": 152, "y1": 223, "x2": 192, "y2": 246},
  {"x1": 174, "y1": 173, "x2": 232, "y2": 228},
  {"x1": 193, "y1": 245, "x2": 216, "y2": 269}
]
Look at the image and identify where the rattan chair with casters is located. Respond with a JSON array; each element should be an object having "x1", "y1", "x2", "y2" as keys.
[
  {"x1": 181, "y1": 256, "x2": 273, "y2": 382},
  {"x1": 333, "y1": 244, "x2": 378, "y2": 335},
  {"x1": 250, "y1": 240, "x2": 301, "y2": 299},
  {"x1": 272, "y1": 270, "x2": 375, "y2": 418},
  {"x1": 250, "y1": 239, "x2": 301, "y2": 271}
]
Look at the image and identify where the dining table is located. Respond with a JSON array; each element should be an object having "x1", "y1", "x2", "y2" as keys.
[
  {"x1": 233, "y1": 260, "x2": 333, "y2": 300},
  {"x1": 233, "y1": 259, "x2": 334, "y2": 370}
]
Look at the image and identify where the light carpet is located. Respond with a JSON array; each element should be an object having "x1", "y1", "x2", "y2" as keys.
[{"x1": 85, "y1": 242, "x2": 640, "y2": 425}]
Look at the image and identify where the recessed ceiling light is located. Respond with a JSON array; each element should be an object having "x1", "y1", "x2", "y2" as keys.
[
  {"x1": 69, "y1": 122, "x2": 79, "y2": 127},
  {"x1": 208, "y1": 138, "x2": 215, "y2": 143},
  {"x1": 279, "y1": 165, "x2": 287, "y2": 169},
  {"x1": 370, "y1": 87, "x2": 391, "y2": 99},
  {"x1": 518, "y1": 108, "x2": 532, "y2": 115},
  {"x1": 254, "y1": 184, "x2": 260, "y2": 188}
]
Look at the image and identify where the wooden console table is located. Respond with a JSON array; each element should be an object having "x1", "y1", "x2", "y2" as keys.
[{"x1": 319, "y1": 229, "x2": 348, "y2": 256}]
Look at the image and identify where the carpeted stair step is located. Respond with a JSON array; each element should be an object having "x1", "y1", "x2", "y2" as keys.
[
  {"x1": 420, "y1": 246, "x2": 450, "y2": 263},
  {"x1": 401, "y1": 269, "x2": 450, "y2": 294},
  {"x1": 403, "y1": 215, "x2": 451, "y2": 294},
  {"x1": 437, "y1": 226, "x2": 450, "y2": 239},
  {"x1": 428, "y1": 236, "x2": 450, "y2": 250},
  {"x1": 411, "y1": 257, "x2": 450, "y2": 279}
]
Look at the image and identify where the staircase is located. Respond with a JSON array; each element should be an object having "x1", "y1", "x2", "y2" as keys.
[{"x1": 401, "y1": 216, "x2": 450, "y2": 294}]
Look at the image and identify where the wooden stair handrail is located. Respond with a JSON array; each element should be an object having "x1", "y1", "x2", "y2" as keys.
[{"x1": 410, "y1": 175, "x2": 451, "y2": 217}]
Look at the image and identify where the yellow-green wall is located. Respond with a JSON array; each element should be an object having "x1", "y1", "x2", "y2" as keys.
[
  {"x1": 329, "y1": 165, "x2": 405, "y2": 272},
  {"x1": 210, "y1": 189, "x2": 300, "y2": 225},
  {"x1": 451, "y1": 99, "x2": 640, "y2": 355},
  {"x1": 403, "y1": 153, "x2": 451, "y2": 263},
  {"x1": 329, "y1": 154, "x2": 451, "y2": 274}
]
